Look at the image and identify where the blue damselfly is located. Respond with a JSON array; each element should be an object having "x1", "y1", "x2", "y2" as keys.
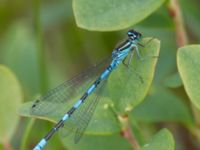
[{"x1": 32, "y1": 30, "x2": 146, "y2": 150}]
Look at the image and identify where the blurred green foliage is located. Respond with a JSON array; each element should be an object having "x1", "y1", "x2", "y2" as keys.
[
  {"x1": 177, "y1": 45, "x2": 200, "y2": 109},
  {"x1": 0, "y1": 65, "x2": 22, "y2": 143},
  {"x1": 0, "y1": 0, "x2": 200, "y2": 150}
]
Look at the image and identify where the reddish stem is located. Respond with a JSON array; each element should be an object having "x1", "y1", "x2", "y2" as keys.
[
  {"x1": 119, "y1": 115, "x2": 140, "y2": 150},
  {"x1": 168, "y1": 0, "x2": 188, "y2": 47},
  {"x1": 3, "y1": 139, "x2": 12, "y2": 150}
]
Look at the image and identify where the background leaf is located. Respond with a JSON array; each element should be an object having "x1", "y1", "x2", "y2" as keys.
[
  {"x1": 0, "y1": 22, "x2": 40, "y2": 98},
  {"x1": 164, "y1": 72, "x2": 182, "y2": 88},
  {"x1": 177, "y1": 45, "x2": 200, "y2": 110},
  {"x1": 141, "y1": 129, "x2": 175, "y2": 150},
  {"x1": 132, "y1": 88, "x2": 194, "y2": 126},
  {"x1": 62, "y1": 134, "x2": 132, "y2": 150},
  {"x1": 73, "y1": 0, "x2": 166, "y2": 31},
  {"x1": 0, "y1": 65, "x2": 22, "y2": 143}
]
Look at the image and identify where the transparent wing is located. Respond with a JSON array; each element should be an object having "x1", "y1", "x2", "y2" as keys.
[
  {"x1": 30, "y1": 57, "x2": 111, "y2": 121},
  {"x1": 74, "y1": 80, "x2": 106, "y2": 143},
  {"x1": 59, "y1": 79, "x2": 107, "y2": 143}
]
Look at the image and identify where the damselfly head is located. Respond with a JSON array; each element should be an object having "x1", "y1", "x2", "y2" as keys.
[{"x1": 127, "y1": 29, "x2": 142, "y2": 41}]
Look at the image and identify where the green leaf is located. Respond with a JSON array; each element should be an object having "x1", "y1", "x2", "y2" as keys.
[
  {"x1": 73, "y1": 0, "x2": 166, "y2": 31},
  {"x1": 61, "y1": 134, "x2": 132, "y2": 150},
  {"x1": 177, "y1": 45, "x2": 200, "y2": 110},
  {"x1": 132, "y1": 88, "x2": 194, "y2": 125},
  {"x1": 141, "y1": 129, "x2": 174, "y2": 150},
  {"x1": 108, "y1": 38, "x2": 160, "y2": 112},
  {"x1": 0, "y1": 65, "x2": 22, "y2": 143},
  {"x1": 20, "y1": 37, "x2": 160, "y2": 135},
  {"x1": 164, "y1": 72, "x2": 182, "y2": 88}
]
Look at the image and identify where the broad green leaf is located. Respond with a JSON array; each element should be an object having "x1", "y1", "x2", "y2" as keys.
[
  {"x1": 0, "y1": 65, "x2": 22, "y2": 143},
  {"x1": 177, "y1": 45, "x2": 200, "y2": 110},
  {"x1": 20, "y1": 37, "x2": 160, "y2": 135},
  {"x1": 73, "y1": 0, "x2": 166, "y2": 31},
  {"x1": 61, "y1": 134, "x2": 131, "y2": 150},
  {"x1": 164, "y1": 72, "x2": 182, "y2": 88},
  {"x1": 132, "y1": 88, "x2": 194, "y2": 125},
  {"x1": 108, "y1": 38, "x2": 160, "y2": 112},
  {"x1": 141, "y1": 129, "x2": 174, "y2": 150}
]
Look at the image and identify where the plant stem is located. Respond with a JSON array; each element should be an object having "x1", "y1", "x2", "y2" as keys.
[
  {"x1": 168, "y1": 0, "x2": 188, "y2": 47},
  {"x1": 20, "y1": 119, "x2": 35, "y2": 150},
  {"x1": 119, "y1": 114, "x2": 140, "y2": 150},
  {"x1": 34, "y1": 0, "x2": 48, "y2": 93},
  {"x1": 3, "y1": 139, "x2": 12, "y2": 150},
  {"x1": 191, "y1": 105, "x2": 200, "y2": 142}
]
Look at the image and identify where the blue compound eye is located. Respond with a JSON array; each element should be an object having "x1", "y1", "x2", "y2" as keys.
[
  {"x1": 127, "y1": 30, "x2": 134, "y2": 36},
  {"x1": 127, "y1": 30, "x2": 142, "y2": 40}
]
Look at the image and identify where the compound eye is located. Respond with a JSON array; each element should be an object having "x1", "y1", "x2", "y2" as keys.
[{"x1": 127, "y1": 32, "x2": 133, "y2": 37}]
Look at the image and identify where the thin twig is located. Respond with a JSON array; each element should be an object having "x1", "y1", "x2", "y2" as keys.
[
  {"x1": 3, "y1": 139, "x2": 13, "y2": 150},
  {"x1": 168, "y1": 0, "x2": 188, "y2": 47},
  {"x1": 20, "y1": 119, "x2": 35, "y2": 150},
  {"x1": 119, "y1": 115, "x2": 140, "y2": 150}
]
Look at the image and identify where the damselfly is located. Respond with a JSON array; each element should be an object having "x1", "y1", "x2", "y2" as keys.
[{"x1": 32, "y1": 30, "x2": 145, "y2": 150}]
